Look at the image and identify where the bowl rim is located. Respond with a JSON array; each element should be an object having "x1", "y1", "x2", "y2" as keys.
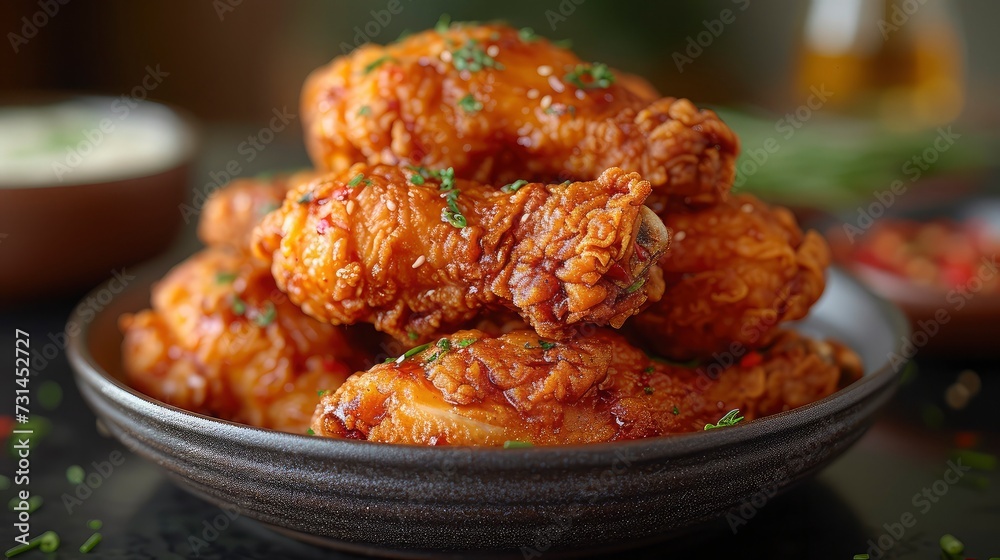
[{"x1": 66, "y1": 266, "x2": 911, "y2": 463}]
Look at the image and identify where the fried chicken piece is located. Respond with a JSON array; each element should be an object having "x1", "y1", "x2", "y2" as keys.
[
  {"x1": 198, "y1": 173, "x2": 310, "y2": 251},
  {"x1": 252, "y1": 164, "x2": 670, "y2": 343},
  {"x1": 310, "y1": 329, "x2": 861, "y2": 446},
  {"x1": 120, "y1": 247, "x2": 363, "y2": 433},
  {"x1": 302, "y1": 23, "x2": 738, "y2": 205},
  {"x1": 629, "y1": 194, "x2": 831, "y2": 360}
]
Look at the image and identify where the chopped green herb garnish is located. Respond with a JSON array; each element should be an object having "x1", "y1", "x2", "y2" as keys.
[
  {"x1": 395, "y1": 343, "x2": 431, "y2": 363},
  {"x1": 950, "y1": 449, "x2": 997, "y2": 471},
  {"x1": 297, "y1": 192, "x2": 314, "y2": 204},
  {"x1": 553, "y1": 39, "x2": 573, "y2": 49},
  {"x1": 79, "y1": 533, "x2": 101, "y2": 554},
  {"x1": 408, "y1": 166, "x2": 466, "y2": 228},
  {"x1": 451, "y1": 39, "x2": 504, "y2": 72},
  {"x1": 437, "y1": 339, "x2": 452, "y2": 351},
  {"x1": 357, "y1": 105, "x2": 371, "y2": 116},
  {"x1": 396, "y1": 28, "x2": 412, "y2": 41},
  {"x1": 564, "y1": 62, "x2": 614, "y2": 89},
  {"x1": 435, "y1": 13, "x2": 451, "y2": 33},
  {"x1": 518, "y1": 27, "x2": 537, "y2": 42},
  {"x1": 544, "y1": 104, "x2": 576, "y2": 117},
  {"x1": 306, "y1": 428, "x2": 315, "y2": 435},
  {"x1": 0, "y1": 475, "x2": 8, "y2": 490},
  {"x1": 4, "y1": 539, "x2": 40, "y2": 557},
  {"x1": 39, "y1": 531, "x2": 59, "y2": 553},
  {"x1": 538, "y1": 340, "x2": 556, "y2": 350},
  {"x1": 704, "y1": 409, "x2": 744, "y2": 430},
  {"x1": 672, "y1": 406, "x2": 680, "y2": 415},
  {"x1": 643, "y1": 386, "x2": 654, "y2": 395},
  {"x1": 458, "y1": 93, "x2": 483, "y2": 113},
  {"x1": 501, "y1": 179, "x2": 529, "y2": 193},
  {"x1": 88, "y1": 520, "x2": 102, "y2": 531},
  {"x1": 424, "y1": 351, "x2": 440, "y2": 363},
  {"x1": 66, "y1": 465, "x2": 85, "y2": 484},
  {"x1": 408, "y1": 331, "x2": 419, "y2": 341},
  {"x1": 503, "y1": 440, "x2": 533, "y2": 449},
  {"x1": 644, "y1": 366, "x2": 655, "y2": 373},
  {"x1": 254, "y1": 301, "x2": 276, "y2": 327},
  {"x1": 231, "y1": 296, "x2": 247, "y2": 316},
  {"x1": 456, "y1": 338, "x2": 476, "y2": 348},
  {"x1": 624, "y1": 278, "x2": 646, "y2": 294},
  {"x1": 940, "y1": 534, "x2": 964, "y2": 558},
  {"x1": 363, "y1": 55, "x2": 393, "y2": 74},
  {"x1": 317, "y1": 389, "x2": 328, "y2": 397},
  {"x1": 561, "y1": 180, "x2": 573, "y2": 185},
  {"x1": 409, "y1": 174, "x2": 425, "y2": 185},
  {"x1": 347, "y1": 173, "x2": 367, "y2": 187},
  {"x1": 853, "y1": 555, "x2": 870, "y2": 560},
  {"x1": 215, "y1": 271, "x2": 238, "y2": 284},
  {"x1": 8, "y1": 496, "x2": 42, "y2": 513},
  {"x1": 384, "y1": 357, "x2": 395, "y2": 364}
]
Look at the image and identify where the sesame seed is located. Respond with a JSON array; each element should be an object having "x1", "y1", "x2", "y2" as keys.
[
  {"x1": 345, "y1": 200, "x2": 356, "y2": 214},
  {"x1": 674, "y1": 231, "x2": 686, "y2": 242},
  {"x1": 486, "y1": 45, "x2": 500, "y2": 57},
  {"x1": 548, "y1": 75, "x2": 565, "y2": 93},
  {"x1": 537, "y1": 65, "x2": 552, "y2": 76},
  {"x1": 386, "y1": 199, "x2": 397, "y2": 211},
  {"x1": 412, "y1": 255, "x2": 426, "y2": 268},
  {"x1": 440, "y1": 50, "x2": 453, "y2": 63},
  {"x1": 520, "y1": 214, "x2": 529, "y2": 223},
  {"x1": 527, "y1": 88, "x2": 539, "y2": 99},
  {"x1": 540, "y1": 95, "x2": 552, "y2": 108},
  {"x1": 575, "y1": 89, "x2": 586, "y2": 100},
  {"x1": 741, "y1": 203, "x2": 754, "y2": 213}
]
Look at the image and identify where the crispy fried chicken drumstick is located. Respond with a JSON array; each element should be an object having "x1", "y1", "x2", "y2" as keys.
[
  {"x1": 311, "y1": 329, "x2": 861, "y2": 445},
  {"x1": 253, "y1": 164, "x2": 670, "y2": 343},
  {"x1": 630, "y1": 194, "x2": 830, "y2": 360},
  {"x1": 120, "y1": 247, "x2": 363, "y2": 433},
  {"x1": 302, "y1": 23, "x2": 738, "y2": 204}
]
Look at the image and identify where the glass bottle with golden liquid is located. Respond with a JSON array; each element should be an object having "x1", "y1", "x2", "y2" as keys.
[{"x1": 796, "y1": 0, "x2": 964, "y2": 129}]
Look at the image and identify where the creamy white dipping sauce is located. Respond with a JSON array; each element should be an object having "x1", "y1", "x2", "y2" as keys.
[{"x1": 0, "y1": 97, "x2": 193, "y2": 187}]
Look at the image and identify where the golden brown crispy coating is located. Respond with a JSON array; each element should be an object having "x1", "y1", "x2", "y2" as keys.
[
  {"x1": 311, "y1": 329, "x2": 861, "y2": 446},
  {"x1": 630, "y1": 194, "x2": 830, "y2": 360},
  {"x1": 252, "y1": 164, "x2": 670, "y2": 343},
  {"x1": 198, "y1": 173, "x2": 308, "y2": 251},
  {"x1": 120, "y1": 247, "x2": 362, "y2": 433},
  {"x1": 302, "y1": 23, "x2": 738, "y2": 204}
]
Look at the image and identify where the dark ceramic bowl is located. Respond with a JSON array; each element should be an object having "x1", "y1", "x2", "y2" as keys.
[{"x1": 67, "y1": 263, "x2": 908, "y2": 559}]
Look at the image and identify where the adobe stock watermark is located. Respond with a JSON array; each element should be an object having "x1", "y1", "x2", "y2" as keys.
[
  {"x1": 7, "y1": 0, "x2": 71, "y2": 53},
  {"x1": 886, "y1": 252, "x2": 998, "y2": 371},
  {"x1": 61, "y1": 450, "x2": 127, "y2": 514},
  {"x1": 337, "y1": 0, "x2": 413, "y2": 54},
  {"x1": 860, "y1": 458, "x2": 971, "y2": 559},
  {"x1": 520, "y1": 449, "x2": 635, "y2": 559},
  {"x1": 732, "y1": 83, "x2": 833, "y2": 189},
  {"x1": 841, "y1": 126, "x2": 961, "y2": 243},
  {"x1": 544, "y1": 0, "x2": 585, "y2": 31},
  {"x1": 178, "y1": 106, "x2": 296, "y2": 224},
  {"x1": 877, "y1": 0, "x2": 928, "y2": 39},
  {"x1": 32, "y1": 268, "x2": 136, "y2": 374},
  {"x1": 673, "y1": 0, "x2": 750, "y2": 73},
  {"x1": 51, "y1": 65, "x2": 170, "y2": 182},
  {"x1": 186, "y1": 505, "x2": 241, "y2": 557}
]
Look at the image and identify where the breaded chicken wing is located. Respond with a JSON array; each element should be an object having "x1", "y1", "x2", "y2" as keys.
[
  {"x1": 630, "y1": 194, "x2": 830, "y2": 360},
  {"x1": 120, "y1": 247, "x2": 363, "y2": 433},
  {"x1": 310, "y1": 329, "x2": 860, "y2": 445},
  {"x1": 252, "y1": 165, "x2": 670, "y2": 343},
  {"x1": 198, "y1": 173, "x2": 309, "y2": 251},
  {"x1": 302, "y1": 23, "x2": 738, "y2": 204}
]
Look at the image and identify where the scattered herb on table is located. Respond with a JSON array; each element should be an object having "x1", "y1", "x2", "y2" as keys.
[{"x1": 704, "y1": 409, "x2": 744, "y2": 430}]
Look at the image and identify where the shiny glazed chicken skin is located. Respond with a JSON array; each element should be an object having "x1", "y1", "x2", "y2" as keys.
[
  {"x1": 311, "y1": 329, "x2": 861, "y2": 446},
  {"x1": 198, "y1": 172, "x2": 307, "y2": 251},
  {"x1": 302, "y1": 23, "x2": 739, "y2": 204},
  {"x1": 120, "y1": 247, "x2": 362, "y2": 433},
  {"x1": 630, "y1": 194, "x2": 831, "y2": 360},
  {"x1": 252, "y1": 164, "x2": 670, "y2": 343}
]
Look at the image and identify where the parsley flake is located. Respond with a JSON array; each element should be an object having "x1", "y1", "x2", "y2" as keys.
[
  {"x1": 643, "y1": 386, "x2": 654, "y2": 395},
  {"x1": 451, "y1": 39, "x2": 504, "y2": 72},
  {"x1": 363, "y1": 55, "x2": 394, "y2": 74},
  {"x1": 407, "y1": 330, "x2": 419, "y2": 341},
  {"x1": 672, "y1": 406, "x2": 680, "y2": 415},
  {"x1": 501, "y1": 179, "x2": 529, "y2": 193},
  {"x1": 435, "y1": 14, "x2": 451, "y2": 33},
  {"x1": 437, "y1": 338, "x2": 452, "y2": 351},
  {"x1": 215, "y1": 271, "x2": 238, "y2": 284},
  {"x1": 458, "y1": 93, "x2": 483, "y2": 113},
  {"x1": 306, "y1": 428, "x2": 315, "y2": 435},
  {"x1": 456, "y1": 338, "x2": 477, "y2": 348},
  {"x1": 347, "y1": 173, "x2": 367, "y2": 187},
  {"x1": 503, "y1": 440, "x2": 533, "y2": 449},
  {"x1": 624, "y1": 278, "x2": 646, "y2": 294},
  {"x1": 297, "y1": 192, "x2": 314, "y2": 204},
  {"x1": 231, "y1": 296, "x2": 247, "y2": 316},
  {"x1": 518, "y1": 27, "x2": 537, "y2": 42},
  {"x1": 254, "y1": 301, "x2": 277, "y2": 327},
  {"x1": 564, "y1": 62, "x2": 615, "y2": 90},
  {"x1": 704, "y1": 409, "x2": 745, "y2": 430},
  {"x1": 357, "y1": 105, "x2": 371, "y2": 116},
  {"x1": 538, "y1": 340, "x2": 556, "y2": 350}
]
